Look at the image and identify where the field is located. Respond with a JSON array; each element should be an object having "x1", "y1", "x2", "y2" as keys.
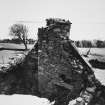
[
  {"x1": 79, "y1": 48, "x2": 105, "y2": 60},
  {"x1": 0, "y1": 43, "x2": 33, "y2": 49},
  {"x1": 0, "y1": 43, "x2": 33, "y2": 67}
]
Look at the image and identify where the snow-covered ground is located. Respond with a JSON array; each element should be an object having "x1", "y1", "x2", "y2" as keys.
[
  {"x1": 94, "y1": 68, "x2": 105, "y2": 85},
  {"x1": 0, "y1": 95, "x2": 52, "y2": 105}
]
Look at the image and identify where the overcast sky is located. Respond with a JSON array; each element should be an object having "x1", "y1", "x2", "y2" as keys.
[{"x1": 0, "y1": 0, "x2": 105, "y2": 40}]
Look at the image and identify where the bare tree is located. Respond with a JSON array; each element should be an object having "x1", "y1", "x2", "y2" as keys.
[{"x1": 9, "y1": 24, "x2": 28, "y2": 50}]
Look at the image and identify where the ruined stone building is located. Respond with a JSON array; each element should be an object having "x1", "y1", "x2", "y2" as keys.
[{"x1": 0, "y1": 18, "x2": 104, "y2": 105}]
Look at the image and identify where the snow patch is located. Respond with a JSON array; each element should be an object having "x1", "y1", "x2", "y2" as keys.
[
  {"x1": 0, "y1": 95, "x2": 51, "y2": 105},
  {"x1": 93, "y1": 68, "x2": 105, "y2": 85}
]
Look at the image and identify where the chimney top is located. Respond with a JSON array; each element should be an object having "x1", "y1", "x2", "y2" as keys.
[{"x1": 46, "y1": 18, "x2": 72, "y2": 26}]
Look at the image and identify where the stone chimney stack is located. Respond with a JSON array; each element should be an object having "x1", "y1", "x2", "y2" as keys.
[{"x1": 38, "y1": 18, "x2": 72, "y2": 42}]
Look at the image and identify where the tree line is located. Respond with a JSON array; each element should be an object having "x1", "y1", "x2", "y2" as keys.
[
  {"x1": 0, "y1": 38, "x2": 35, "y2": 44},
  {"x1": 74, "y1": 40, "x2": 105, "y2": 48},
  {"x1": 1, "y1": 39, "x2": 105, "y2": 48}
]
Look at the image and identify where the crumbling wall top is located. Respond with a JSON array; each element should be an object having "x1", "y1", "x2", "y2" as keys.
[
  {"x1": 38, "y1": 18, "x2": 72, "y2": 41},
  {"x1": 46, "y1": 18, "x2": 72, "y2": 26}
]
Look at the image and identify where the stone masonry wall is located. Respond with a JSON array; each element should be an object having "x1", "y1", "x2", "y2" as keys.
[{"x1": 0, "y1": 18, "x2": 104, "y2": 105}]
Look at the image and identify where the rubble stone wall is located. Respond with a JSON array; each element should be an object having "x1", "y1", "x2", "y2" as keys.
[{"x1": 0, "y1": 18, "x2": 104, "y2": 105}]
